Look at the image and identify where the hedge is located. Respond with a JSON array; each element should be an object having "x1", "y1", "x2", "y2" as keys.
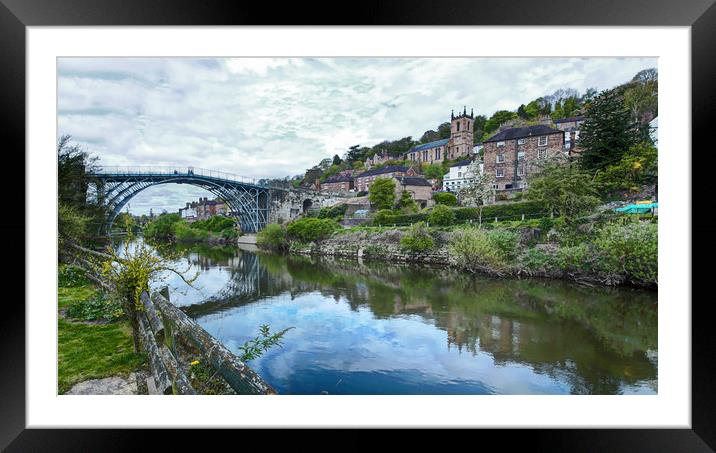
[{"x1": 372, "y1": 200, "x2": 549, "y2": 226}]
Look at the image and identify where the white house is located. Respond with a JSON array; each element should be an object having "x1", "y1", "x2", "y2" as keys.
[
  {"x1": 443, "y1": 158, "x2": 482, "y2": 192},
  {"x1": 649, "y1": 116, "x2": 658, "y2": 148}
]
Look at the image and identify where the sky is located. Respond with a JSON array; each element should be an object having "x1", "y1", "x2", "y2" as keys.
[{"x1": 58, "y1": 57, "x2": 656, "y2": 215}]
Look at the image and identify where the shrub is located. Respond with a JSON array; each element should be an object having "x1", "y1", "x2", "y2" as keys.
[
  {"x1": 144, "y1": 213, "x2": 182, "y2": 239},
  {"x1": 221, "y1": 228, "x2": 239, "y2": 240},
  {"x1": 428, "y1": 205, "x2": 455, "y2": 226},
  {"x1": 433, "y1": 192, "x2": 457, "y2": 206},
  {"x1": 399, "y1": 222, "x2": 435, "y2": 253},
  {"x1": 192, "y1": 216, "x2": 235, "y2": 232},
  {"x1": 173, "y1": 221, "x2": 210, "y2": 242},
  {"x1": 59, "y1": 264, "x2": 89, "y2": 287},
  {"x1": 485, "y1": 230, "x2": 520, "y2": 259},
  {"x1": 66, "y1": 292, "x2": 124, "y2": 322},
  {"x1": 256, "y1": 223, "x2": 288, "y2": 250},
  {"x1": 518, "y1": 248, "x2": 554, "y2": 273},
  {"x1": 450, "y1": 229, "x2": 513, "y2": 274},
  {"x1": 286, "y1": 218, "x2": 342, "y2": 242},
  {"x1": 594, "y1": 220, "x2": 657, "y2": 285},
  {"x1": 373, "y1": 209, "x2": 396, "y2": 226},
  {"x1": 318, "y1": 204, "x2": 348, "y2": 219},
  {"x1": 453, "y1": 201, "x2": 548, "y2": 223},
  {"x1": 555, "y1": 243, "x2": 592, "y2": 272}
]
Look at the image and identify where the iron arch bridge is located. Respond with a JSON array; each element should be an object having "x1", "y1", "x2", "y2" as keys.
[{"x1": 88, "y1": 166, "x2": 272, "y2": 233}]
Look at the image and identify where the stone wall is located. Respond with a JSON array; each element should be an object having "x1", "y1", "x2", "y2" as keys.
[{"x1": 268, "y1": 189, "x2": 349, "y2": 224}]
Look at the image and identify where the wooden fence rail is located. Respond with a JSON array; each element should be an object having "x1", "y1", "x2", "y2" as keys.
[{"x1": 62, "y1": 242, "x2": 275, "y2": 395}]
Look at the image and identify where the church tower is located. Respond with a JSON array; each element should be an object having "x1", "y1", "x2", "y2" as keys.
[{"x1": 448, "y1": 106, "x2": 474, "y2": 160}]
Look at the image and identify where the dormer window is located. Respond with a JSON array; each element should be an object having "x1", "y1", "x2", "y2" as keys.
[
  {"x1": 496, "y1": 141, "x2": 505, "y2": 147},
  {"x1": 517, "y1": 138, "x2": 526, "y2": 145}
]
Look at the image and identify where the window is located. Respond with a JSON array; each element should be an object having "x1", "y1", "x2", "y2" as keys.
[
  {"x1": 496, "y1": 168, "x2": 504, "y2": 178},
  {"x1": 436, "y1": 149, "x2": 441, "y2": 160},
  {"x1": 517, "y1": 151, "x2": 525, "y2": 161},
  {"x1": 538, "y1": 135, "x2": 548, "y2": 146},
  {"x1": 458, "y1": 172, "x2": 462, "y2": 177},
  {"x1": 538, "y1": 149, "x2": 547, "y2": 158},
  {"x1": 517, "y1": 138, "x2": 526, "y2": 145},
  {"x1": 457, "y1": 122, "x2": 460, "y2": 132},
  {"x1": 496, "y1": 154, "x2": 505, "y2": 163},
  {"x1": 467, "y1": 121, "x2": 470, "y2": 130},
  {"x1": 517, "y1": 165, "x2": 525, "y2": 176},
  {"x1": 492, "y1": 183, "x2": 499, "y2": 190},
  {"x1": 497, "y1": 141, "x2": 505, "y2": 147}
]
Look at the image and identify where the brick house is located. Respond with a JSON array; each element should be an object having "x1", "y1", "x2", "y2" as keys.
[
  {"x1": 483, "y1": 125, "x2": 565, "y2": 191},
  {"x1": 355, "y1": 165, "x2": 416, "y2": 192},
  {"x1": 406, "y1": 107, "x2": 475, "y2": 165},
  {"x1": 554, "y1": 116, "x2": 586, "y2": 156},
  {"x1": 321, "y1": 174, "x2": 354, "y2": 192},
  {"x1": 392, "y1": 176, "x2": 433, "y2": 208}
]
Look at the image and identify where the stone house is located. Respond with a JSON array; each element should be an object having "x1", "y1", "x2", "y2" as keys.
[
  {"x1": 354, "y1": 165, "x2": 416, "y2": 192},
  {"x1": 483, "y1": 124, "x2": 565, "y2": 191},
  {"x1": 321, "y1": 174, "x2": 354, "y2": 192},
  {"x1": 364, "y1": 151, "x2": 394, "y2": 169},
  {"x1": 181, "y1": 197, "x2": 230, "y2": 220},
  {"x1": 392, "y1": 176, "x2": 433, "y2": 208},
  {"x1": 405, "y1": 107, "x2": 475, "y2": 165}
]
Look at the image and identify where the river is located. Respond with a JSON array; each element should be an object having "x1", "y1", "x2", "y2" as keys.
[{"x1": 122, "y1": 238, "x2": 658, "y2": 395}]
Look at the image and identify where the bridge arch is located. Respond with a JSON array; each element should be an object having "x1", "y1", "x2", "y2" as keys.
[{"x1": 90, "y1": 167, "x2": 271, "y2": 233}]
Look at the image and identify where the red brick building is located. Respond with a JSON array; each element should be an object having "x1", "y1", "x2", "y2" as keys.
[{"x1": 483, "y1": 125, "x2": 565, "y2": 191}]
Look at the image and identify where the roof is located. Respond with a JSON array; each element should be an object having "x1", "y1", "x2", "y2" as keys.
[
  {"x1": 450, "y1": 159, "x2": 473, "y2": 168},
  {"x1": 323, "y1": 174, "x2": 353, "y2": 183},
  {"x1": 410, "y1": 138, "x2": 449, "y2": 152},
  {"x1": 484, "y1": 125, "x2": 564, "y2": 143},
  {"x1": 395, "y1": 176, "x2": 432, "y2": 187},
  {"x1": 356, "y1": 165, "x2": 409, "y2": 178},
  {"x1": 553, "y1": 116, "x2": 586, "y2": 124}
]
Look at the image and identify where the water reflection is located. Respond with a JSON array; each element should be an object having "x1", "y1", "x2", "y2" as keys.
[{"x1": 138, "y1": 240, "x2": 657, "y2": 395}]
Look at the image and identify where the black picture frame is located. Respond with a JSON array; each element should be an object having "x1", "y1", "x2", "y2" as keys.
[{"x1": 2, "y1": 0, "x2": 712, "y2": 448}]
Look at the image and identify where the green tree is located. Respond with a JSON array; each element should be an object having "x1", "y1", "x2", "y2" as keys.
[
  {"x1": 332, "y1": 154, "x2": 343, "y2": 165},
  {"x1": 578, "y1": 89, "x2": 642, "y2": 172},
  {"x1": 398, "y1": 190, "x2": 418, "y2": 213},
  {"x1": 595, "y1": 142, "x2": 658, "y2": 194},
  {"x1": 428, "y1": 204, "x2": 455, "y2": 226},
  {"x1": 433, "y1": 192, "x2": 457, "y2": 206},
  {"x1": 422, "y1": 163, "x2": 445, "y2": 180},
  {"x1": 369, "y1": 177, "x2": 396, "y2": 210},
  {"x1": 526, "y1": 160, "x2": 600, "y2": 219},
  {"x1": 484, "y1": 110, "x2": 518, "y2": 134},
  {"x1": 457, "y1": 161, "x2": 495, "y2": 226}
]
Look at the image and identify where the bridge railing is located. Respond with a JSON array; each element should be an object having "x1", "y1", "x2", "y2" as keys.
[{"x1": 92, "y1": 165, "x2": 265, "y2": 186}]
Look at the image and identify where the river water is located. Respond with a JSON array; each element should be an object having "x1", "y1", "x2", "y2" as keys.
[{"x1": 128, "y1": 239, "x2": 657, "y2": 395}]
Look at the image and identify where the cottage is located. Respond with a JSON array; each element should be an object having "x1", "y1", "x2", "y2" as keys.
[
  {"x1": 364, "y1": 151, "x2": 394, "y2": 169},
  {"x1": 354, "y1": 165, "x2": 416, "y2": 192},
  {"x1": 392, "y1": 176, "x2": 433, "y2": 208},
  {"x1": 483, "y1": 124, "x2": 565, "y2": 191}
]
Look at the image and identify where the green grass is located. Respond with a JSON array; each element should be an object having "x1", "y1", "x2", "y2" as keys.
[{"x1": 58, "y1": 284, "x2": 145, "y2": 394}]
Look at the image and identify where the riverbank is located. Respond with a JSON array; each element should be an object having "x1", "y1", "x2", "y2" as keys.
[
  {"x1": 58, "y1": 265, "x2": 145, "y2": 394},
  {"x1": 269, "y1": 216, "x2": 657, "y2": 289}
]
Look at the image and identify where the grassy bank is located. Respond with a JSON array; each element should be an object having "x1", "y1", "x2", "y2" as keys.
[
  {"x1": 58, "y1": 266, "x2": 145, "y2": 394},
  {"x1": 257, "y1": 214, "x2": 658, "y2": 289}
]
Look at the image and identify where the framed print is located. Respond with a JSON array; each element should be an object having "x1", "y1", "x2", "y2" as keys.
[{"x1": 4, "y1": 0, "x2": 714, "y2": 449}]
